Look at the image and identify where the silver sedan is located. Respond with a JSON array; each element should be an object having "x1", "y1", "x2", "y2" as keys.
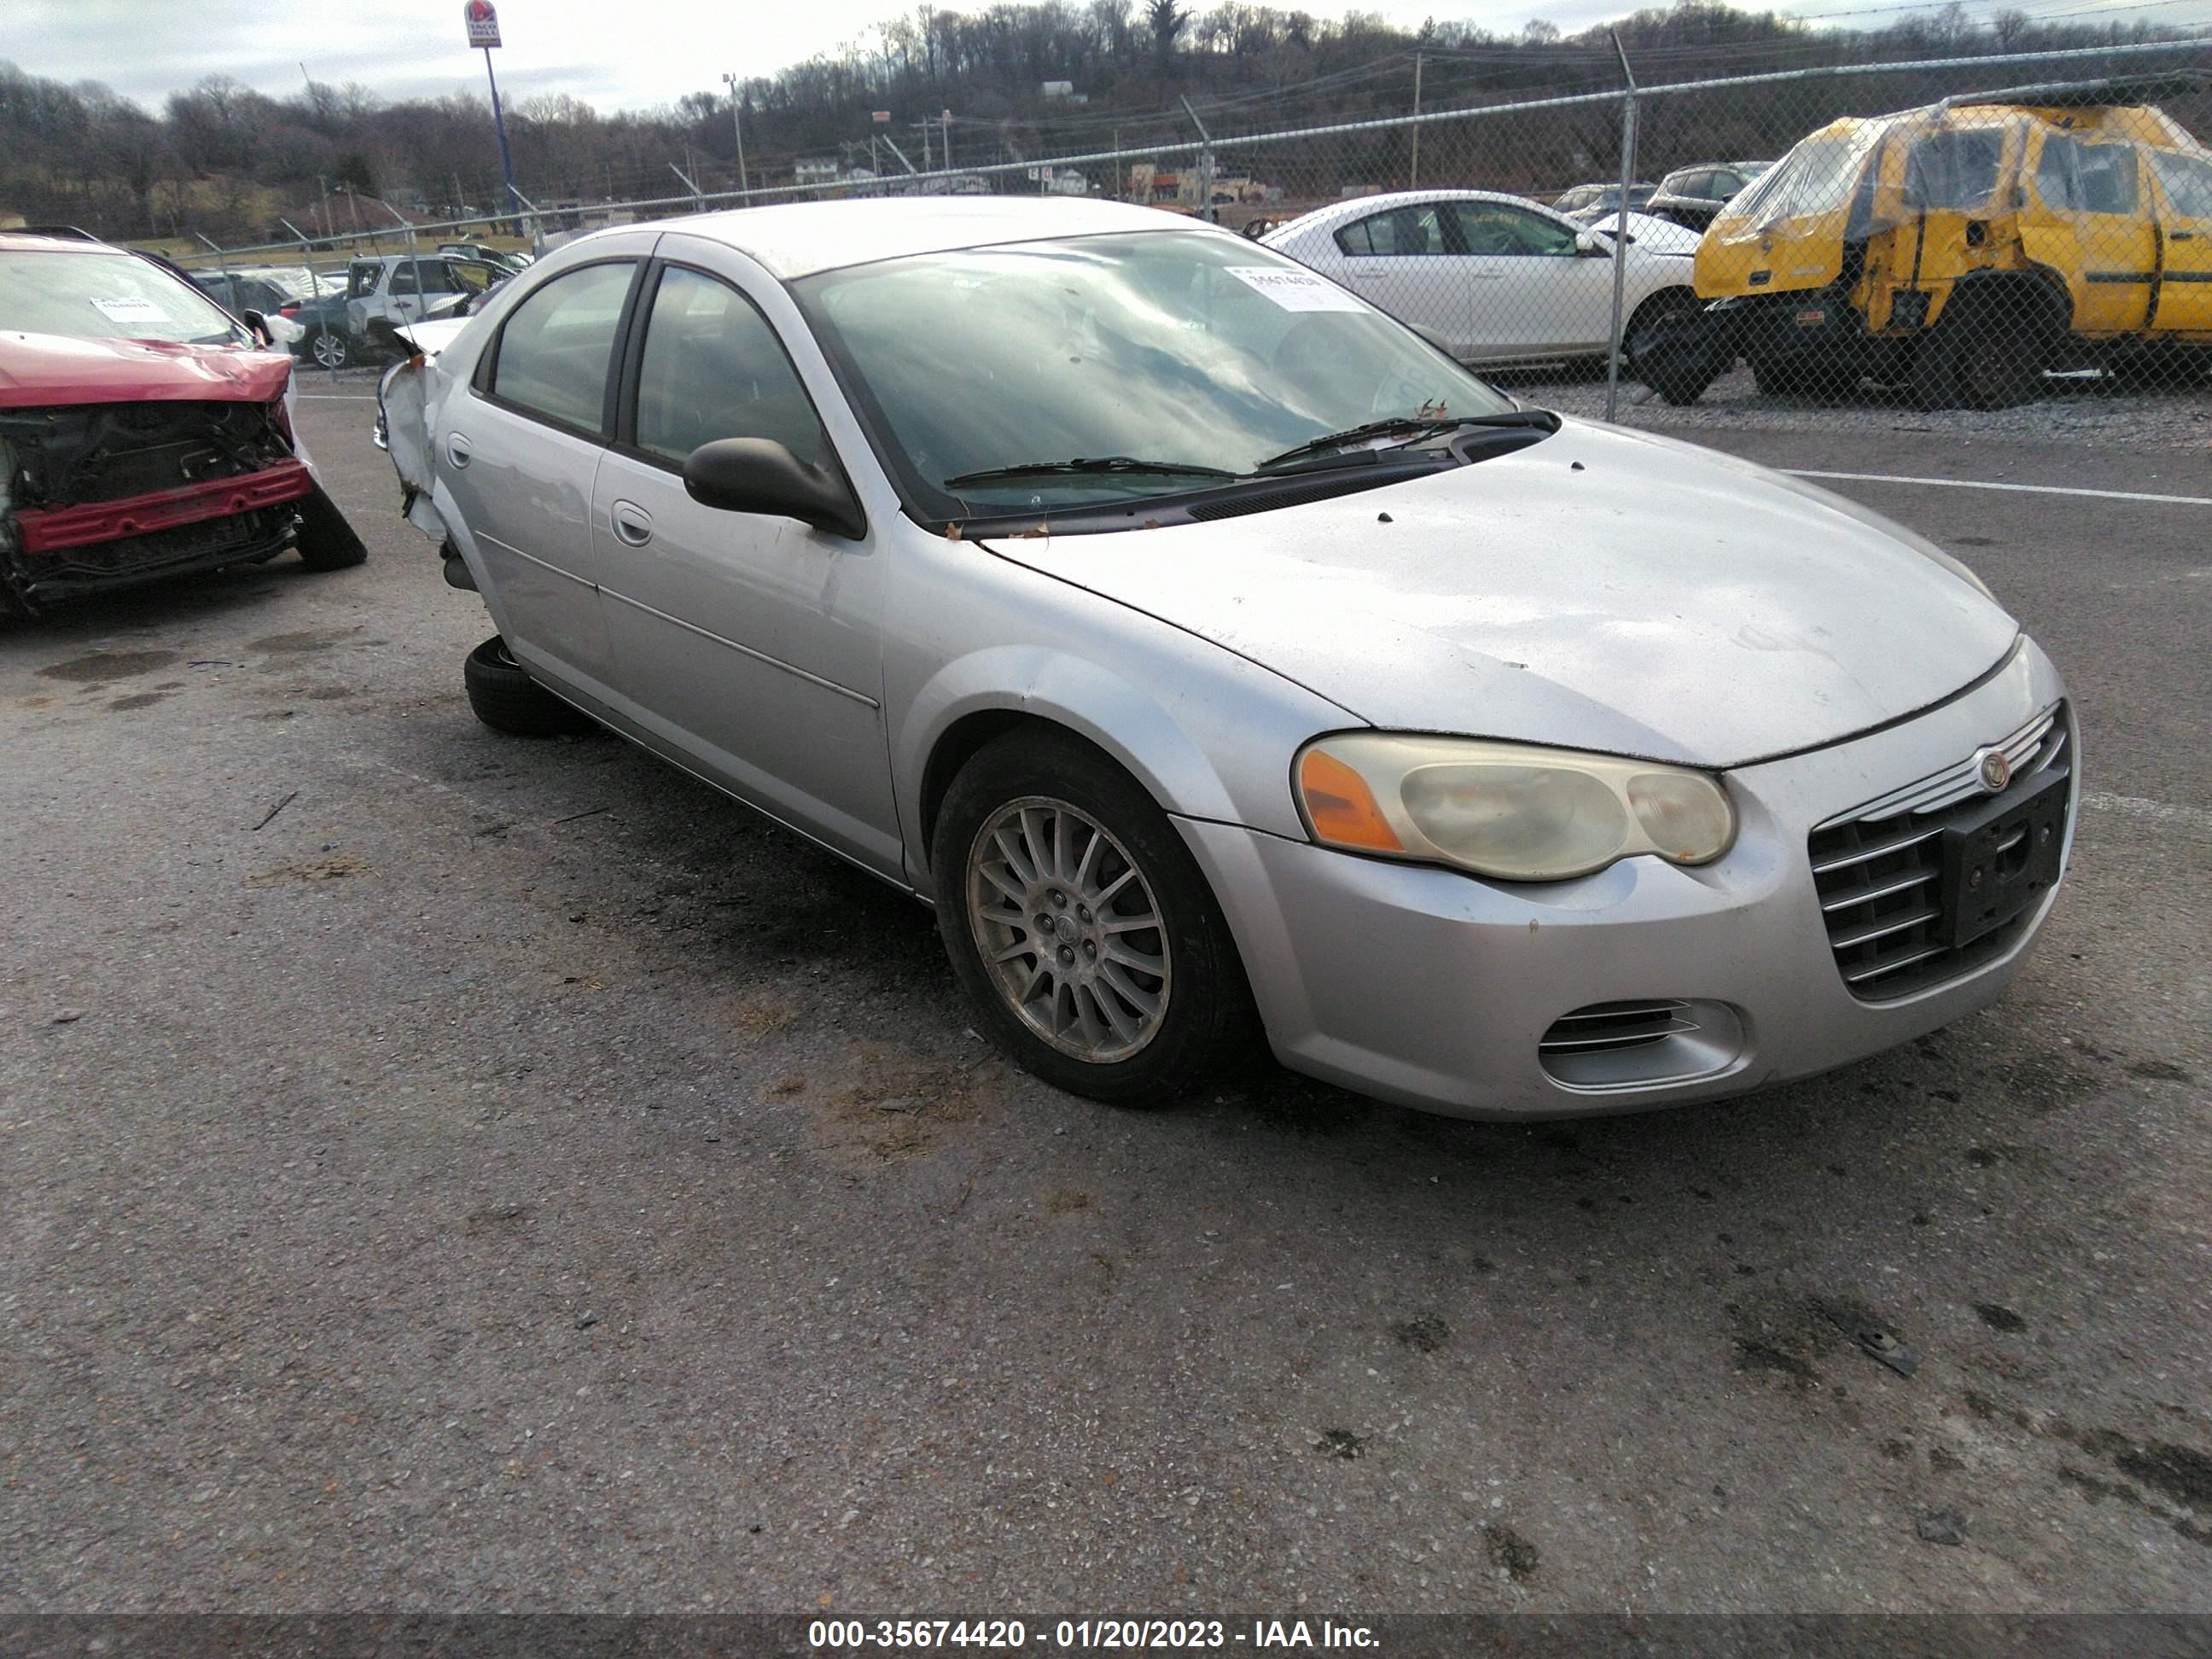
[{"x1": 377, "y1": 196, "x2": 2075, "y2": 1121}]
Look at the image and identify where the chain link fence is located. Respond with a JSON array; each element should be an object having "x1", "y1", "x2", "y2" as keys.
[{"x1": 180, "y1": 38, "x2": 2211, "y2": 416}]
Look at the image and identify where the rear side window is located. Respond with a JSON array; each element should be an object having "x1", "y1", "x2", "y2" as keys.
[
  {"x1": 2151, "y1": 148, "x2": 2212, "y2": 220},
  {"x1": 1334, "y1": 205, "x2": 1450, "y2": 257},
  {"x1": 483, "y1": 261, "x2": 636, "y2": 434},
  {"x1": 346, "y1": 263, "x2": 381, "y2": 298},
  {"x1": 2038, "y1": 137, "x2": 2143, "y2": 215},
  {"x1": 1904, "y1": 128, "x2": 2006, "y2": 211},
  {"x1": 632, "y1": 266, "x2": 824, "y2": 468}
]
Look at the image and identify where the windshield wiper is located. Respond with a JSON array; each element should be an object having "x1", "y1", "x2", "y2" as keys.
[
  {"x1": 942, "y1": 456, "x2": 1243, "y2": 489},
  {"x1": 1255, "y1": 410, "x2": 1556, "y2": 474}
]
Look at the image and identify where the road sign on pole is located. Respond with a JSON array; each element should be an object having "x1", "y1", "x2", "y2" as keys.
[
  {"x1": 463, "y1": 1, "x2": 502, "y2": 47},
  {"x1": 463, "y1": 3, "x2": 521, "y2": 235}
]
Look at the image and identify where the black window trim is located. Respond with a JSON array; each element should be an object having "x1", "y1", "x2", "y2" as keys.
[
  {"x1": 1334, "y1": 203, "x2": 1466, "y2": 259},
  {"x1": 469, "y1": 255, "x2": 649, "y2": 445},
  {"x1": 608, "y1": 255, "x2": 841, "y2": 480}
]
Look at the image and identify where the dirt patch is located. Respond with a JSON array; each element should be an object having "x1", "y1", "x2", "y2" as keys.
[
  {"x1": 806, "y1": 1039, "x2": 1007, "y2": 1165},
  {"x1": 253, "y1": 628, "x2": 355, "y2": 655},
  {"x1": 106, "y1": 692, "x2": 171, "y2": 712},
  {"x1": 1482, "y1": 1522, "x2": 1540, "y2": 1581},
  {"x1": 1314, "y1": 1429, "x2": 1366, "y2": 1460},
  {"x1": 1973, "y1": 1302, "x2": 2028, "y2": 1332},
  {"x1": 1389, "y1": 1315, "x2": 1452, "y2": 1353},
  {"x1": 2114, "y1": 1442, "x2": 2212, "y2": 1511},
  {"x1": 2126, "y1": 1059, "x2": 2193, "y2": 1084},
  {"x1": 38, "y1": 649, "x2": 178, "y2": 683},
  {"x1": 463, "y1": 1202, "x2": 534, "y2": 1234},
  {"x1": 722, "y1": 989, "x2": 800, "y2": 1043},
  {"x1": 243, "y1": 853, "x2": 375, "y2": 887},
  {"x1": 1044, "y1": 1188, "x2": 1094, "y2": 1216}
]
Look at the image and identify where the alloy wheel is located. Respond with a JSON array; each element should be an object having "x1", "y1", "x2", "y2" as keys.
[{"x1": 965, "y1": 797, "x2": 1172, "y2": 1063}]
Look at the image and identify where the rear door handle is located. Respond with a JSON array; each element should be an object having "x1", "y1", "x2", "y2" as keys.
[
  {"x1": 2172, "y1": 230, "x2": 2197, "y2": 242},
  {"x1": 445, "y1": 434, "x2": 471, "y2": 469},
  {"x1": 611, "y1": 501, "x2": 654, "y2": 547}
]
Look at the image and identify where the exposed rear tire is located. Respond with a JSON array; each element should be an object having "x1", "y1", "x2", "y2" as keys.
[
  {"x1": 294, "y1": 480, "x2": 368, "y2": 571},
  {"x1": 1912, "y1": 291, "x2": 2050, "y2": 411},
  {"x1": 930, "y1": 728, "x2": 1258, "y2": 1108},
  {"x1": 463, "y1": 635, "x2": 595, "y2": 737}
]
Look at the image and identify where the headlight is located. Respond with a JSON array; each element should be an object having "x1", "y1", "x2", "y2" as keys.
[{"x1": 1294, "y1": 733, "x2": 1736, "y2": 882}]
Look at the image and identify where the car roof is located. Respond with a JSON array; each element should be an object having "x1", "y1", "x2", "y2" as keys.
[
  {"x1": 0, "y1": 233, "x2": 130, "y2": 256},
  {"x1": 567, "y1": 195, "x2": 1208, "y2": 279},
  {"x1": 1265, "y1": 189, "x2": 1565, "y2": 239}
]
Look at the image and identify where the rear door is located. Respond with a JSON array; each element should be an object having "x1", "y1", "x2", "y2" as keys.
[
  {"x1": 442, "y1": 251, "x2": 649, "y2": 691},
  {"x1": 2146, "y1": 148, "x2": 2212, "y2": 336},
  {"x1": 591, "y1": 247, "x2": 899, "y2": 872},
  {"x1": 1327, "y1": 204, "x2": 1473, "y2": 354},
  {"x1": 2025, "y1": 131, "x2": 2157, "y2": 335}
]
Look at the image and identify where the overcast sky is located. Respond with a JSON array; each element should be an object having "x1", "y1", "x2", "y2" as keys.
[{"x1": 12, "y1": 0, "x2": 2202, "y2": 115}]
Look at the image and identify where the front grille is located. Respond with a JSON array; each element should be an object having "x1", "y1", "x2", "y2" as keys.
[{"x1": 1807, "y1": 702, "x2": 2069, "y2": 1001}]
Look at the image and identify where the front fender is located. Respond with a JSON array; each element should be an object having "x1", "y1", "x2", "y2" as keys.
[{"x1": 893, "y1": 637, "x2": 1349, "y2": 899}]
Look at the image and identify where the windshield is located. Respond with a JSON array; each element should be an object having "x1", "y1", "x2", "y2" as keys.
[
  {"x1": 793, "y1": 230, "x2": 1514, "y2": 517},
  {"x1": 0, "y1": 249, "x2": 244, "y2": 346},
  {"x1": 1727, "y1": 128, "x2": 1882, "y2": 230}
]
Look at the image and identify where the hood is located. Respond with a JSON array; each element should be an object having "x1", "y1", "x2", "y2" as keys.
[
  {"x1": 980, "y1": 419, "x2": 2017, "y2": 770},
  {"x1": 0, "y1": 331, "x2": 294, "y2": 410}
]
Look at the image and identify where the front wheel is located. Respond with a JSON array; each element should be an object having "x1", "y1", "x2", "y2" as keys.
[
  {"x1": 463, "y1": 635, "x2": 596, "y2": 737},
  {"x1": 309, "y1": 329, "x2": 350, "y2": 370},
  {"x1": 931, "y1": 730, "x2": 1256, "y2": 1107}
]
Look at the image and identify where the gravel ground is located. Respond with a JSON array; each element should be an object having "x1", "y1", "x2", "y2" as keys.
[
  {"x1": 1539, "y1": 366, "x2": 2212, "y2": 454},
  {"x1": 1, "y1": 397, "x2": 2207, "y2": 1618}
]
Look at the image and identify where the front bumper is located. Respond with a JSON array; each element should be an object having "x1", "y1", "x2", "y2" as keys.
[{"x1": 1181, "y1": 639, "x2": 2073, "y2": 1121}]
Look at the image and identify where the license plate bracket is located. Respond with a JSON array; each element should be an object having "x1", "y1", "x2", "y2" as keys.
[{"x1": 1938, "y1": 771, "x2": 2068, "y2": 949}]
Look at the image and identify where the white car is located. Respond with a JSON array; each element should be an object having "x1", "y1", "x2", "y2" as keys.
[{"x1": 1261, "y1": 189, "x2": 1701, "y2": 373}]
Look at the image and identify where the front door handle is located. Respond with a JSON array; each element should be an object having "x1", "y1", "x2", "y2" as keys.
[
  {"x1": 445, "y1": 434, "x2": 471, "y2": 469},
  {"x1": 2172, "y1": 230, "x2": 2197, "y2": 242},
  {"x1": 611, "y1": 501, "x2": 654, "y2": 547}
]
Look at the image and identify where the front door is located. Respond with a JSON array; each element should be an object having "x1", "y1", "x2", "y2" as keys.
[
  {"x1": 2148, "y1": 147, "x2": 2212, "y2": 337},
  {"x1": 591, "y1": 253, "x2": 899, "y2": 874}
]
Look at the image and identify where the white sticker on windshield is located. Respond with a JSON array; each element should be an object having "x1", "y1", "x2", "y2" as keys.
[
  {"x1": 1224, "y1": 265, "x2": 1369, "y2": 313},
  {"x1": 90, "y1": 295, "x2": 170, "y2": 323}
]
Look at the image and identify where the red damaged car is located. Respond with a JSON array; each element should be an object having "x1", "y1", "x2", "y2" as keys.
[{"x1": 0, "y1": 230, "x2": 364, "y2": 616}]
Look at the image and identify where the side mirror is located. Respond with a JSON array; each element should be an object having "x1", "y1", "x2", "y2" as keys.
[
  {"x1": 240, "y1": 308, "x2": 276, "y2": 347},
  {"x1": 1574, "y1": 230, "x2": 1611, "y2": 256},
  {"x1": 684, "y1": 438, "x2": 864, "y2": 541}
]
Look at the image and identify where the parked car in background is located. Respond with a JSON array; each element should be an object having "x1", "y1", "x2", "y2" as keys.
[
  {"x1": 375, "y1": 197, "x2": 2073, "y2": 1120},
  {"x1": 189, "y1": 266, "x2": 319, "y2": 321},
  {"x1": 1644, "y1": 160, "x2": 1773, "y2": 230},
  {"x1": 1662, "y1": 73, "x2": 2212, "y2": 408},
  {"x1": 0, "y1": 231, "x2": 365, "y2": 614},
  {"x1": 345, "y1": 253, "x2": 502, "y2": 341},
  {"x1": 438, "y1": 242, "x2": 533, "y2": 274},
  {"x1": 1551, "y1": 181, "x2": 1656, "y2": 223},
  {"x1": 276, "y1": 282, "x2": 360, "y2": 369},
  {"x1": 1261, "y1": 189, "x2": 1701, "y2": 374}
]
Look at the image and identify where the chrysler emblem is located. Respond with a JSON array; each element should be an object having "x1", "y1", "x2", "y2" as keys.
[{"x1": 1976, "y1": 748, "x2": 2011, "y2": 794}]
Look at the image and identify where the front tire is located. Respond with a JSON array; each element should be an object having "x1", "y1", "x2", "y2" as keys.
[
  {"x1": 309, "y1": 329, "x2": 350, "y2": 370},
  {"x1": 931, "y1": 729, "x2": 1256, "y2": 1107},
  {"x1": 463, "y1": 635, "x2": 595, "y2": 736},
  {"x1": 1912, "y1": 293, "x2": 2048, "y2": 410}
]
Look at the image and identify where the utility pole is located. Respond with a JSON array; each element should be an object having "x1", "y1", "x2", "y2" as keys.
[
  {"x1": 721, "y1": 73, "x2": 750, "y2": 196},
  {"x1": 1604, "y1": 30, "x2": 1639, "y2": 424},
  {"x1": 317, "y1": 175, "x2": 335, "y2": 242},
  {"x1": 1409, "y1": 53, "x2": 1423, "y2": 189},
  {"x1": 672, "y1": 161, "x2": 704, "y2": 212}
]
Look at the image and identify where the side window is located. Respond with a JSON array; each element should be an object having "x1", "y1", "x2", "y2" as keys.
[
  {"x1": 2151, "y1": 149, "x2": 2212, "y2": 221},
  {"x1": 484, "y1": 261, "x2": 636, "y2": 434},
  {"x1": 1334, "y1": 218, "x2": 1375, "y2": 257},
  {"x1": 389, "y1": 263, "x2": 420, "y2": 296},
  {"x1": 2035, "y1": 134, "x2": 2080, "y2": 211},
  {"x1": 418, "y1": 260, "x2": 459, "y2": 295},
  {"x1": 633, "y1": 266, "x2": 824, "y2": 469},
  {"x1": 346, "y1": 263, "x2": 380, "y2": 299},
  {"x1": 2076, "y1": 144, "x2": 2139, "y2": 216},
  {"x1": 1336, "y1": 207, "x2": 1447, "y2": 257},
  {"x1": 1457, "y1": 204, "x2": 1580, "y2": 257}
]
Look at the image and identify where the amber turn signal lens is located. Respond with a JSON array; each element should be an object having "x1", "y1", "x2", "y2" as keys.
[{"x1": 1298, "y1": 748, "x2": 1403, "y2": 853}]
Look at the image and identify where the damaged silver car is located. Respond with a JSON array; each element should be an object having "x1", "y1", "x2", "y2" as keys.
[{"x1": 376, "y1": 198, "x2": 2076, "y2": 1121}]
